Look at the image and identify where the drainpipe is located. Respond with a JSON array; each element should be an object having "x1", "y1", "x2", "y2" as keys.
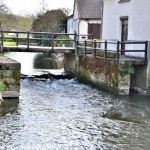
[{"x1": 100, "y1": 0, "x2": 104, "y2": 40}]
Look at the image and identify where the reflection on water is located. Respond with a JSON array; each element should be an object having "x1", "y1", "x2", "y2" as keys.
[
  {"x1": 4, "y1": 52, "x2": 64, "y2": 75},
  {"x1": 34, "y1": 53, "x2": 64, "y2": 69}
]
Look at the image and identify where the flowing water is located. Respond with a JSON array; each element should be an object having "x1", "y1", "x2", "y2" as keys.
[{"x1": 0, "y1": 52, "x2": 150, "y2": 150}]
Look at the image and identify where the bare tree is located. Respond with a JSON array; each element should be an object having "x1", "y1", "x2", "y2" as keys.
[
  {"x1": 0, "y1": 0, "x2": 9, "y2": 13},
  {"x1": 39, "y1": 0, "x2": 48, "y2": 14}
]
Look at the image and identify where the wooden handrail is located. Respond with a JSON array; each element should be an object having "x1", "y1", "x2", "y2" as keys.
[
  {"x1": 0, "y1": 30, "x2": 148, "y2": 65},
  {"x1": 76, "y1": 39, "x2": 148, "y2": 64},
  {"x1": 0, "y1": 30, "x2": 83, "y2": 52}
]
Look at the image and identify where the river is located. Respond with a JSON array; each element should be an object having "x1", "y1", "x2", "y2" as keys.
[{"x1": 0, "y1": 52, "x2": 150, "y2": 150}]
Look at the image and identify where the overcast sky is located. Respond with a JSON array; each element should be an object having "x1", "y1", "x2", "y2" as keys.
[{"x1": 5, "y1": 0, "x2": 74, "y2": 15}]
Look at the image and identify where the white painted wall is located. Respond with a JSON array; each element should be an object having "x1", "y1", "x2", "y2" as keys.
[
  {"x1": 67, "y1": 17, "x2": 74, "y2": 34},
  {"x1": 103, "y1": 0, "x2": 130, "y2": 40},
  {"x1": 73, "y1": 3, "x2": 79, "y2": 35},
  {"x1": 103, "y1": 0, "x2": 150, "y2": 57}
]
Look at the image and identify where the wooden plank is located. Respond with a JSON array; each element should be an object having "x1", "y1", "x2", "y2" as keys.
[{"x1": 3, "y1": 46, "x2": 75, "y2": 53}]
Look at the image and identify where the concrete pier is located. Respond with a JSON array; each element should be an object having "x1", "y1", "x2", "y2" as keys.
[{"x1": 0, "y1": 56, "x2": 21, "y2": 98}]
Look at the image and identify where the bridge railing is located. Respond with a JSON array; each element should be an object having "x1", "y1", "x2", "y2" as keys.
[
  {"x1": 0, "y1": 30, "x2": 93, "y2": 52},
  {"x1": 76, "y1": 39, "x2": 148, "y2": 64},
  {"x1": 0, "y1": 30, "x2": 74, "y2": 48}
]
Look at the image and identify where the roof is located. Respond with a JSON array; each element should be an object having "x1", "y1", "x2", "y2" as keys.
[
  {"x1": 67, "y1": 14, "x2": 73, "y2": 20},
  {"x1": 74, "y1": 0, "x2": 101, "y2": 19}
]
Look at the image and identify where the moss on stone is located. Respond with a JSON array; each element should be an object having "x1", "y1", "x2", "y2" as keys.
[
  {"x1": 12, "y1": 71, "x2": 20, "y2": 81},
  {"x1": 0, "y1": 70, "x2": 4, "y2": 79},
  {"x1": 3, "y1": 80, "x2": 9, "y2": 89},
  {"x1": 77, "y1": 56, "x2": 124, "y2": 94},
  {"x1": 77, "y1": 66, "x2": 119, "y2": 94},
  {"x1": 77, "y1": 69, "x2": 91, "y2": 84},
  {"x1": 78, "y1": 56, "x2": 119, "y2": 85}
]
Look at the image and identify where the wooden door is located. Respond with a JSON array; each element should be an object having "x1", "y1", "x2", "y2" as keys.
[{"x1": 88, "y1": 23, "x2": 100, "y2": 39}]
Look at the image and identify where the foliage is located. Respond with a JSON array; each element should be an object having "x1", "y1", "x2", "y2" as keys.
[
  {"x1": 0, "y1": 81, "x2": 5, "y2": 92},
  {"x1": 120, "y1": 61, "x2": 135, "y2": 76},
  {"x1": 111, "y1": 72, "x2": 118, "y2": 86},
  {"x1": 55, "y1": 35, "x2": 73, "y2": 46},
  {"x1": 0, "y1": 71, "x2": 5, "y2": 92},
  {"x1": 32, "y1": 9, "x2": 68, "y2": 33},
  {"x1": 0, "y1": 12, "x2": 33, "y2": 31}
]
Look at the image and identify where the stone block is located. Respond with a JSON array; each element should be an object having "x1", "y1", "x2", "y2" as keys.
[{"x1": 0, "y1": 56, "x2": 21, "y2": 98}]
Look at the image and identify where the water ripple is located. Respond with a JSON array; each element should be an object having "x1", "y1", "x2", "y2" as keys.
[{"x1": 0, "y1": 79, "x2": 150, "y2": 149}]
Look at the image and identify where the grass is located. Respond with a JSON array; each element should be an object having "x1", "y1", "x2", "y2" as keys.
[
  {"x1": 3, "y1": 41, "x2": 16, "y2": 46},
  {"x1": 4, "y1": 34, "x2": 27, "y2": 38},
  {"x1": 3, "y1": 34, "x2": 27, "y2": 46}
]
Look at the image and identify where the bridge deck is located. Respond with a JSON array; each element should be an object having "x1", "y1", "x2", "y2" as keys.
[{"x1": 3, "y1": 45, "x2": 75, "y2": 53}]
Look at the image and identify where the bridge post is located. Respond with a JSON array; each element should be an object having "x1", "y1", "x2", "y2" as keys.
[
  {"x1": 116, "y1": 41, "x2": 120, "y2": 64},
  {"x1": 27, "y1": 31, "x2": 30, "y2": 49},
  {"x1": 93, "y1": 40, "x2": 96, "y2": 58},
  {"x1": 84, "y1": 40, "x2": 87, "y2": 57},
  {"x1": 74, "y1": 31, "x2": 78, "y2": 59},
  {"x1": 104, "y1": 40, "x2": 107, "y2": 62},
  {"x1": 0, "y1": 30, "x2": 3, "y2": 53},
  {"x1": 74, "y1": 32, "x2": 77, "y2": 41},
  {"x1": 51, "y1": 33, "x2": 54, "y2": 51},
  {"x1": 16, "y1": 32, "x2": 19, "y2": 46},
  {"x1": 146, "y1": 41, "x2": 150, "y2": 90}
]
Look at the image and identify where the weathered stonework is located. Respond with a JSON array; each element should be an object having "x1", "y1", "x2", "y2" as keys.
[
  {"x1": 76, "y1": 56, "x2": 131, "y2": 95},
  {"x1": 118, "y1": 74, "x2": 131, "y2": 95},
  {"x1": 64, "y1": 53, "x2": 77, "y2": 74},
  {"x1": 0, "y1": 56, "x2": 21, "y2": 98}
]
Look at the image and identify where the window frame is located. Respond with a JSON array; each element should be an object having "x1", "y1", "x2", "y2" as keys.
[{"x1": 118, "y1": 0, "x2": 131, "y2": 3}]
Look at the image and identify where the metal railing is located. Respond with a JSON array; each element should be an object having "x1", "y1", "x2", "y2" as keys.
[{"x1": 76, "y1": 39, "x2": 148, "y2": 64}]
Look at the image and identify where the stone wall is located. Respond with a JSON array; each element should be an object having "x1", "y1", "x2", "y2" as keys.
[
  {"x1": 64, "y1": 53, "x2": 77, "y2": 74},
  {"x1": 0, "y1": 56, "x2": 21, "y2": 98},
  {"x1": 76, "y1": 56, "x2": 131, "y2": 95}
]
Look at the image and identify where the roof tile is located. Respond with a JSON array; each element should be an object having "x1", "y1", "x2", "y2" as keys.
[{"x1": 76, "y1": 0, "x2": 101, "y2": 19}]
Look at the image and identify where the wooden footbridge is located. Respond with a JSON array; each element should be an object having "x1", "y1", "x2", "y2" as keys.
[
  {"x1": 0, "y1": 30, "x2": 78, "y2": 53},
  {"x1": 0, "y1": 30, "x2": 148, "y2": 64}
]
